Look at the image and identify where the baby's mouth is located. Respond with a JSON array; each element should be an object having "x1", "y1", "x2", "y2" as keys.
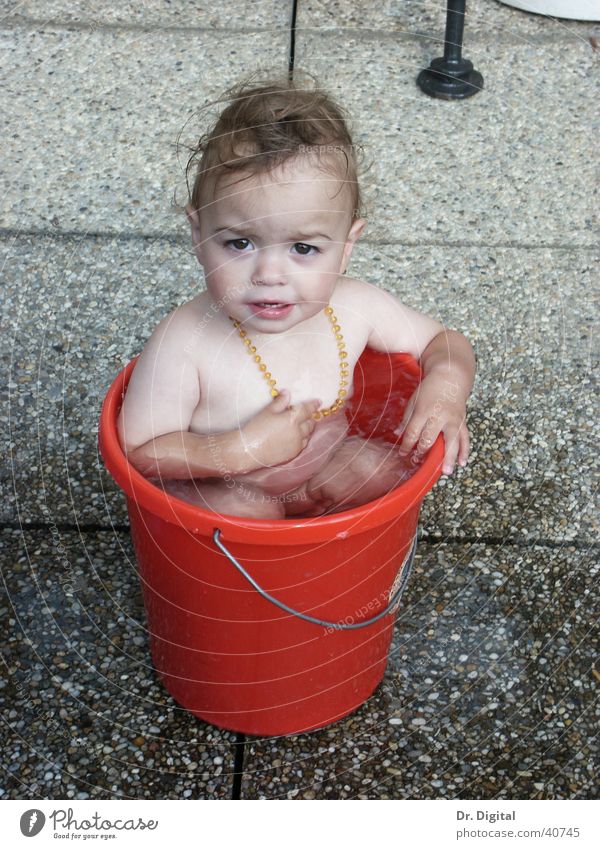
[{"x1": 247, "y1": 302, "x2": 295, "y2": 319}]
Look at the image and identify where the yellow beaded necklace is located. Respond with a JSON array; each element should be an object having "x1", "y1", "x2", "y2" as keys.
[{"x1": 229, "y1": 306, "x2": 349, "y2": 420}]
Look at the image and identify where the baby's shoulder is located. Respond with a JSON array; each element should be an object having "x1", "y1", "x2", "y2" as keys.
[
  {"x1": 334, "y1": 275, "x2": 400, "y2": 317},
  {"x1": 145, "y1": 293, "x2": 211, "y2": 353},
  {"x1": 336, "y1": 275, "x2": 385, "y2": 303}
]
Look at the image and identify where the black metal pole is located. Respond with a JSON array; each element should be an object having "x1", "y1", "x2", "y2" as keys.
[{"x1": 417, "y1": 0, "x2": 483, "y2": 100}]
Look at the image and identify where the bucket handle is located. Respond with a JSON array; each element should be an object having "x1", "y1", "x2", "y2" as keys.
[{"x1": 212, "y1": 529, "x2": 416, "y2": 631}]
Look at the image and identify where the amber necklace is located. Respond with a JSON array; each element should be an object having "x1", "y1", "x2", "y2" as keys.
[{"x1": 229, "y1": 306, "x2": 349, "y2": 420}]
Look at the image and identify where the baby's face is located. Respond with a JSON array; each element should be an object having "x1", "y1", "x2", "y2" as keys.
[{"x1": 187, "y1": 155, "x2": 365, "y2": 334}]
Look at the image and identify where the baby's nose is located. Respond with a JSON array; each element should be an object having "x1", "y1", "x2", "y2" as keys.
[
  {"x1": 251, "y1": 275, "x2": 286, "y2": 286},
  {"x1": 251, "y1": 249, "x2": 286, "y2": 286}
]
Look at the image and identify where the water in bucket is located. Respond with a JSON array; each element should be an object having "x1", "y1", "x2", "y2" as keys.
[
  {"x1": 157, "y1": 432, "x2": 422, "y2": 519},
  {"x1": 145, "y1": 350, "x2": 425, "y2": 519}
]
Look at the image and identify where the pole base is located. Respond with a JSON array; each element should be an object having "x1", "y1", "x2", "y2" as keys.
[{"x1": 417, "y1": 56, "x2": 483, "y2": 100}]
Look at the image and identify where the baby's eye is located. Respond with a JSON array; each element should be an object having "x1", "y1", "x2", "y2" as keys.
[
  {"x1": 293, "y1": 242, "x2": 319, "y2": 256},
  {"x1": 226, "y1": 238, "x2": 251, "y2": 251}
]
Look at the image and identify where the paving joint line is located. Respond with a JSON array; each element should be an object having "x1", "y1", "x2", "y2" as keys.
[
  {"x1": 2, "y1": 522, "x2": 598, "y2": 551},
  {"x1": 0, "y1": 17, "x2": 288, "y2": 35},
  {"x1": 0, "y1": 16, "x2": 594, "y2": 46},
  {"x1": 289, "y1": 25, "x2": 597, "y2": 47},
  {"x1": 1, "y1": 228, "x2": 598, "y2": 253}
]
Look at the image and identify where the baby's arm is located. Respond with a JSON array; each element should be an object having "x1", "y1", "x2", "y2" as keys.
[
  {"x1": 396, "y1": 328, "x2": 475, "y2": 475},
  {"x1": 350, "y1": 280, "x2": 476, "y2": 475},
  {"x1": 118, "y1": 309, "x2": 204, "y2": 476},
  {"x1": 118, "y1": 308, "x2": 319, "y2": 479},
  {"x1": 126, "y1": 390, "x2": 320, "y2": 479}
]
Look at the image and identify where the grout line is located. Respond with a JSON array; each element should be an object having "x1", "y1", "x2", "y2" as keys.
[
  {"x1": 0, "y1": 228, "x2": 598, "y2": 253},
  {"x1": 0, "y1": 16, "x2": 288, "y2": 35},
  {"x1": 231, "y1": 733, "x2": 246, "y2": 800},
  {"x1": 0, "y1": 16, "x2": 593, "y2": 46},
  {"x1": 1, "y1": 522, "x2": 131, "y2": 533},
  {"x1": 2, "y1": 522, "x2": 598, "y2": 551},
  {"x1": 286, "y1": 25, "x2": 597, "y2": 47},
  {"x1": 418, "y1": 535, "x2": 599, "y2": 552},
  {"x1": 0, "y1": 228, "x2": 184, "y2": 243}
]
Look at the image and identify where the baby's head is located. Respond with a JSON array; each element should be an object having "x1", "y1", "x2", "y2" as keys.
[
  {"x1": 186, "y1": 74, "x2": 365, "y2": 224},
  {"x1": 183, "y1": 75, "x2": 367, "y2": 330}
]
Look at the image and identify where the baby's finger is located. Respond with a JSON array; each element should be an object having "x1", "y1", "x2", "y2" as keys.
[
  {"x1": 271, "y1": 388, "x2": 291, "y2": 412},
  {"x1": 393, "y1": 396, "x2": 416, "y2": 437},
  {"x1": 300, "y1": 418, "x2": 316, "y2": 436},
  {"x1": 458, "y1": 425, "x2": 470, "y2": 467},
  {"x1": 398, "y1": 416, "x2": 425, "y2": 456},
  {"x1": 442, "y1": 427, "x2": 460, "y2": 475},
  {"x1": 415, "y1": 419, "x2": 443, "y2": 457},
  {"x1": 298, "y1": 398, "x2": 322, "y2": 420}
]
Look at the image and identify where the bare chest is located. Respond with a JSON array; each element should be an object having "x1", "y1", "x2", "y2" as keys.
[{"x1": 189, "y1": 309, "x2": 367, "y2": 434}]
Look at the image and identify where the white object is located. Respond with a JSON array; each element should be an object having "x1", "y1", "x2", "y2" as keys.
[{"x1": 497, "y1": 0, "x2": 600, "y2": 20}]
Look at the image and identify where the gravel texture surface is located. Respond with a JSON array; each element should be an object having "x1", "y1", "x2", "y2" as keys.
[
  {"x1": 3, "y1": 530, "x2": 596, "y2": 799},
  {"x1": 0, "y1": 0, "x2": 288, "y2": 29},
  {"x1": 1, "y1": 8, "x2": 597, "y2": 244},
  {"x1": 239, "y1": 541, "x2": 599, "y2": 799},
  {"x1": 293, "y1": 32, "x2": 597, "y2": 248},
  {"x1": 296, "y1": 0, "x2": 600, "y2": 39},
  {"x1": 0, "y1": 23, "x2": 288, "y2": 235},
  {"x1": 1, "y1": 528, "x2": 236, "y2": 799}
]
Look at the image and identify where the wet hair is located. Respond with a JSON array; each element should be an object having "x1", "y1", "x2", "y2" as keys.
[{"x1": 182, "y1": 71, "x2": 366, "y2": 222}]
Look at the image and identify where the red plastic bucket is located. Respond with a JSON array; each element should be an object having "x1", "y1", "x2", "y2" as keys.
[{"x1": 99, "y1": 348, "x2": 443, "y2": 736}]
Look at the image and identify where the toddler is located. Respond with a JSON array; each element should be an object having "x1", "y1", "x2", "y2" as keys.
[{"x1": 118, "y1": 76, "x2": 476, "y2": 519}]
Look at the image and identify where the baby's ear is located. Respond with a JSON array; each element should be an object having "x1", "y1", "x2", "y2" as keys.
[
  {"x1": 186, "y1": 204, "x2": 204, "y2": 264},
  {"x1": 341, "y1": 217, "x2": 366, "y2": 273},
  {"x1": 348, "y1": 217, "x2": 366, "y2": 243},
  {"x1": 185, "y1": 203, "x2": 200, "y2": 228}
]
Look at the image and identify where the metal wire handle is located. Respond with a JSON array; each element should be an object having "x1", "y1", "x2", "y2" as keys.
[{"x1": 212, "y1": 529, "x2": 416, "y2": 631}]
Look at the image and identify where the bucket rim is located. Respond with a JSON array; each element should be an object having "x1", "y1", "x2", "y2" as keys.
[{"x1": 99, "y1": 354, "x2": 443, "y2": 544}]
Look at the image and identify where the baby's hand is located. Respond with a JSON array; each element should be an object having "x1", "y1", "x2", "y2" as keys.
[
  {"x1": 395, "y1": 373, "x2": 470, "y2": 476},
  {"x1": 239, "y1": 390, "x2": 321, "y2": 469}
]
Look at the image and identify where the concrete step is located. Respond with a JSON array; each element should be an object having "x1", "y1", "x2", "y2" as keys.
[
  {"x1": 1, "y1": 6, "x2": 596, "y2": 245},
  {"x1": 0, "y1": 21, "x2": 288, "y2": 235},
  {"x1": 293, "y1": 28, "x2": 597, "y2": 248}
]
